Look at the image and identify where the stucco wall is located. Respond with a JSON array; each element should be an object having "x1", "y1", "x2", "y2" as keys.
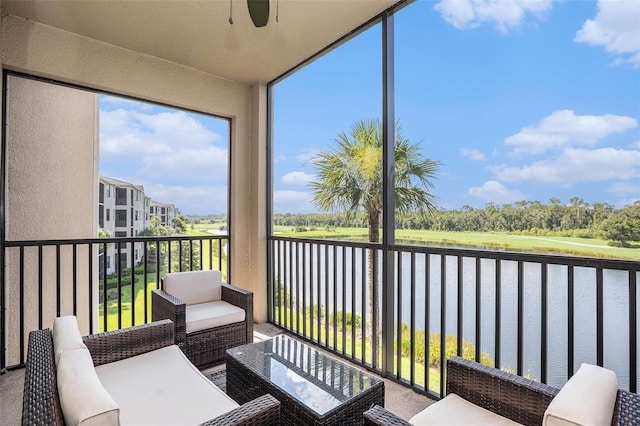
[
  {"x1": 1, "y1": 14, "x2": 268, "y2": 336},
  {"x1": 4, "y1": 76, "x2": 99, "y2": 365}
]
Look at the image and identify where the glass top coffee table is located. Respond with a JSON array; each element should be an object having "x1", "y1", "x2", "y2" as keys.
[{"x1": 226, "y1": 335, "x2": 385, "y2": 425}]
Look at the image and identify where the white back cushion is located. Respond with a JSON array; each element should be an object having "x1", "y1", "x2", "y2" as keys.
[
  {"x1": 163, "y1": 270, "x2": 222, "y2": 305},
  {"x1": 52, "y1": 316, "x2": 87, "y2": 366},
  {"x1": 57, "y1": 348, "x2": 120, "y2": 426},
  {"x1": 543, "y1": 363, "x2": 618, "y2": 426}
]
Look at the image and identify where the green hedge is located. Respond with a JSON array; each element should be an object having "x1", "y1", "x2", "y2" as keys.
[{"x1": 103, "y1": 275, "x2": 140, "y2": 290}]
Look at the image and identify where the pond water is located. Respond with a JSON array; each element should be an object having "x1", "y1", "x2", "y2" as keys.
[{"x1": 275, "y1": 240, "x2": 638, "y2": 390}]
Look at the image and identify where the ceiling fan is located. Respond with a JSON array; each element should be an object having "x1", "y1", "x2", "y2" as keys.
[{"x1": 229, "y1": 0, "x2": 275, "y2": 28}]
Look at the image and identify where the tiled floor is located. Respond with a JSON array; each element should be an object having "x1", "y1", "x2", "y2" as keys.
[{"x1": 1, "y1": 323, "x2": 433, "y2": 425}]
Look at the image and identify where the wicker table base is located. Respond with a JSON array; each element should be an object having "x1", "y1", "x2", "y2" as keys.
[{"x1": 226, "y1": 335, "x2": 384, "y2": 426}]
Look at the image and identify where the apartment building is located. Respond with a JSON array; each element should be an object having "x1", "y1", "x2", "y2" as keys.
[
  {"x1": 98, "y1": 176, "x2": 177, "y2": 274},
  {"x1": 149, "y1": 200, "x2": 180, "y2": 227}
]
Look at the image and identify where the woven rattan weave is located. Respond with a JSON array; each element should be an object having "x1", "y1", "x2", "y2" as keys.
[
  {"x1": 21, "y1": 320, "x2": 279, "y2": 426},
  {"x1": 364, "y1": 356, "x2": 640, "y2": 426},
  {"x1": 227, "y1": 335, "x2": 384, "y2": 425},
  {"x1": 152, "y1": 281, "x2": 253, "y2": 368}
]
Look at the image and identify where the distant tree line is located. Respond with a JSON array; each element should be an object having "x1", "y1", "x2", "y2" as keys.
[
  {"x1": 185, "y1": 199, "x2": 640, "y2": 246},
  {"x1": 267, "y1": 198, "x2": 640, "y2": 246}
]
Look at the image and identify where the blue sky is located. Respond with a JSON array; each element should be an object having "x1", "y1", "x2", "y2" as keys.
[
  {"x1": 272, "y1": 0, "x2": 640, "y2": 214},
  {"x1": 100, "y1": 0, "x2": 639, "y2": 216}
]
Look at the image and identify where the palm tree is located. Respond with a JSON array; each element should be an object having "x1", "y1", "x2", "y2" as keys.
[{"x1": 311, "y1": 118, "x2": 440, "y2": 325}]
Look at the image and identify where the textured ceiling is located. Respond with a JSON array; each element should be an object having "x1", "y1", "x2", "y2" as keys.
[{"x1": 2, "y1": 0, "x2": 399, "y2": 84}]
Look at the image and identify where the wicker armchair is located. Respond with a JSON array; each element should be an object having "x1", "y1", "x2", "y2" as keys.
[
  {"x1": 364, "y1": 356, "x2": 640, "y2": 426},
  {"x1": 22, "y1": 320, "x2": 279, "y2": 426},
  {"x1": 152, "y1": 270, "x2": 253, "y2": 368}
]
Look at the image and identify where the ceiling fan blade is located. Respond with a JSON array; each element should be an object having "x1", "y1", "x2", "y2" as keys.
[{"x1": 247, "y1": 0, "x2": 269, "y2": 27}]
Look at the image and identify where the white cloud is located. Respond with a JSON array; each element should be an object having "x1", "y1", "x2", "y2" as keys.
[
  {"x1": 434, "y1": 0, "x2": 552, "y2": 33},
  {"x1": 460, "y1": 148, "x2": 486, "y2": 161},
  {"x1": 575, "y1": 0, "x2": 640, "y2": 68},
  {"x1": 100, "y1": 109, "x2": 219, "y2": 156},
  {"x1": 273, "y1": 191, "x2": 315, "y2": 213},
  {"x1": 504, "y1": 110, "x2": 637, "y2": 155},
  {"x1": 632, "y1": 141, "x2": 640, "y2": 149},
  {"x1": 492, "y1": 147, "x2": 640, "y2": 186},
  {"x1": 296, "y1": 149, "x2": 320, "y2": 163},
  {"x1": 282, "y1": 171, "x2": 316, "y2": 186},
  {"x1": 140, "y1": 146, "x2": 227, "y2": 181},
  {"x1": 129, "y1": 182, "x2": 228, "y2": 215},
  {"x1": 608, "y1": 181, "x2": 640, "y2": 196},
  {"x1": 468, "y1": 180, "x2": 524, "y2": 204},
  {"x1": 100, "y1": 107, "x2": 227, "y2": 182}
]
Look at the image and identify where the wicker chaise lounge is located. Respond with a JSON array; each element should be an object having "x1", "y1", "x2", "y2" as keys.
[
  {"x1": 152, "y1": 269, "x2": 253, "y2": 368},
  {"x1": 364, "y1": 356, "x2": 639, "y2": 426},
  {"x1": 22, "y1": 318, "x2": 279, "y2": 425}
]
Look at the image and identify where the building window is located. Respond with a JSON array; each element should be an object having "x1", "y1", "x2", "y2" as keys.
[
  {"x1": 106, "y1": 209, "x2": 110, "y2": 221},
  {"x1": 106, "y1": 255, "x2": 110, "y2": 269},
  {"x1": 116, "y1": 188, "x2": 127, "y2": 205},
  {"x1": 115, "y1": 231, "x2": 127, "y2": 237},
  {"x1": 98, "y1": 205, "x2": 104, "y2": 228},
  {"x1": 115, "y1": 209, "x2": 127, "y2": 227},
  {"x1": 99, "y1": 182, "x2": 104, "y2": 204},
  {"x1": 135, "y1": 210, "x2": 138, "y2": 221},
  {"x1": 106, "y1": 184, "x2": 111, "y2": 197}
]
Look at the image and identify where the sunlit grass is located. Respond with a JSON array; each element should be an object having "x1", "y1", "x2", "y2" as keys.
[
  {"x1": 98, "y1": 275, "x2": 160, "y2": 332},
  {"x1": 273, "y1": 226, "x2": 640, "y2": 260}
]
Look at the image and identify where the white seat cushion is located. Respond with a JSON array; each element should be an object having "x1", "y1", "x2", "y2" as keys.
[
  {"x1": 52, "y1": 316, "x2": 87, "y2": 366},
  {"x1": 185, "y1": 301, "x2": 246, "y2": 334},
  {"x1": 95, "y1": 345, "x2": 238, "y2": 426},
  {"x1": 163, "y1": 270, "x2": 222, "y2": 305},
  {"x1": 57, "y1": 348, "x2": 120, "y2": 426},
  {"x1": 409, "y1": 393, "x2": 521, "y2": 426},
  {"x1": 543, "y1": 363, "x2": 618, "y2": 426}
]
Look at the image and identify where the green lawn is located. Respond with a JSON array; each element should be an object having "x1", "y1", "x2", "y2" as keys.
[
  {"x1": 98, "y1": 274, "x2": 160, "y2": 331},
  {"x1": 185, "y1": 229, "x2": 228, "y2": 279},
  {"x1": 273, "y1": 226, "x2": 640, "y2": 260}
]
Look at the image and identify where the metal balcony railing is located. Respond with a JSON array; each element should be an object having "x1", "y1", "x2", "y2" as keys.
[
  {"x1": 267, "y1": 236, "x2": 640, "y2": 398},
  {"x1": 3, "y1": 232, "x2": 638, "y2": 401},
  {"x1": 1, "y1": 235, "x2": 228, "y2": 369}
]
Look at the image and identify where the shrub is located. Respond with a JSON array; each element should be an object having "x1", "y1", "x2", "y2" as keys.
[
  {"x1": 134, "y1": 263, "x2": 156, "y2": 275},
  {"x1": 103, "y1": 275, "x2": 140, "y2": 290},
  {"x1": 400, "y1": 324, "x2": 493, "y2": 368}
]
